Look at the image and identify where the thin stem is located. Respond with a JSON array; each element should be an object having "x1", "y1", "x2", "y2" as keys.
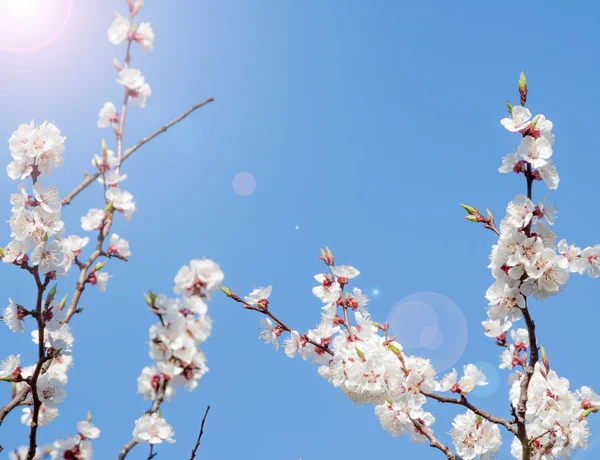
[
  {"x1": 516, "y1": 163, "x2": 539, "y2": 460},
  {"x1": 230, "y1": 295, "x2": 333, "y2": 356},
  {"x1": 117, "y1": 380, "x2": 168, "y2": 460},
  {"x1": 189, "y1": 406, "x2": 211, "y2": 460},
  {"x1": 61, "y1": 98, "x2": 214, "y2": 207},
  {"x1": 534, "y1": 437, "x2": 555, "y2": 460},
  {"x1": 116, "y1": 13, "x2": 135, "y2": 174},
  {"x1": 410, "y1": 418, "x2": 457, "y2": 459},
  {"x1": 62, "y1": 212, "x2": 113, "y2": 324},
  {"x1": 342, "y1": 306, "x2": 355, "y2": 341},
  {"x1": 26, "y1": 269, "x2": 47, "y2": 460},
  {"x1": 424, "y1": 392, "x2": 517, "y2": 435}
]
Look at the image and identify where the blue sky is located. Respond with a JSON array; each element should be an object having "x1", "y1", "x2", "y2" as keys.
[{"x1": 1, "y1": 1, "x2": 600, "y2": 458}]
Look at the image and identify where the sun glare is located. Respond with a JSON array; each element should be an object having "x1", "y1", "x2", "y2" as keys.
[
  {"x1": 0, "y1": 0, "x2": 72, "y2": 53},
  {"x1": 1, "y1": 0, "x2": 41, "y2": 19}
]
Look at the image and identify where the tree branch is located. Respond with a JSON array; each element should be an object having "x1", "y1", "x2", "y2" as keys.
[
  {"x1": 424, "y1": 392, "x2": 517, "y2": 436},
  {"x1": 117, "y1": 380, "x2": 168, "y2": 460},
  {"x1": 61, "y1": 98, "x2": 214, "y2": 207},
  {"x1": 189, "y1": 406, "x2": 210, "y2": 460},
  {"x1": 26, "y1": 268, "x2": 48, "y2": 460},
  {"x1": 411, "y1": 418, "x2": 457, "y2": 459},
  {"x1": 515, "y1": 165, "x2": 540, "y2": 460}
]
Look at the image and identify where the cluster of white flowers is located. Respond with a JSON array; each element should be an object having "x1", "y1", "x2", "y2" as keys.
[
  {"x1": 8, "y1": 417, "x2": 100, "y2": 460},
  {"x1": 104, "y1": 11, "x2": 154, "y2": 113},
  {"x1": 82, "y1": 141, "x2": 136, "y2": 247},
  {"x1": 450, "y1": 411, "x2": 501, "y2": 460},
  {"x1": 499, "y1": 106, "x2": 559, "y2": 190},
  {"x1": 0, "y1": 3, "x2": 155, "y2": 456},
  {"x1": 0, "y1": 120, "x2": 81, "y2": 430},
  {"x1": 242, "y1": 253, "x2": 498, "y2": 459},
  {"x1": 133, "y1": 412, "x2": 175, "y2": 445},
  {"x1": 508, "y1": 363, "x2": 595, "y2": 458},
  {"x1": 2, "y1": 122, "x2": 87, "y2": 277},
  {"x1": 130, "y1": 259, "x2": 223, "y2": 445},
  {"x1": 478, "y1": 83, "x2": 600, "y2": 458},
  {"x1": 6, "y1": 293, "x2": 75, "y2": 428}
]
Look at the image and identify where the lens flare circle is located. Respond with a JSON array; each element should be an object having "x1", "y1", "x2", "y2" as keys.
[
  {"x1": 386, "y1": 292, "x2": 468, "y2": 373},
  {"x1": 0, "y1": 0, "x2": 73, "y2": 53},
  {"x1": 232, "y1": 172, "x2": 257, "y2": 196}
]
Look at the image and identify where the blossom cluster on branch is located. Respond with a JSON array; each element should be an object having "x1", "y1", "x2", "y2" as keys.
[
  {"x1": 220, "y1": 73, "x2": 599, "y2": 460},
  {"x1": 118, "y1": 259, "x2": 222, "y2": 456},
  {"x1": 0, "y1": 1, "x2": 215, "y2": 458}
]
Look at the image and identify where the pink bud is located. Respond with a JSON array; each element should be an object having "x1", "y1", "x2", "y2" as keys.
[{"x1": 337, "y1": 276, "x2": 348, "y2": 287}]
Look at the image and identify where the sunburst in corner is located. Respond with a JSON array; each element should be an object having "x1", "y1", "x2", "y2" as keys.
[{"x1": 0, "y1": 0, "x2": 73, "y2": 53}]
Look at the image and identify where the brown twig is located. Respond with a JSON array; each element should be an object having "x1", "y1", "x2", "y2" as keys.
[
  {"x1": 61, "y1": 98, "x2": 214, "y2": 207},
  {"x1": 23, "y1": 165, "x2": 52, "y2": 460},
  {"x1": 224, "y1": 292, "x2": 334, "y2": 356},
  {"x1": 116, "y1": 14, "x2": 134, "y2": 175},
  {"x1": 147, "y1": 444, "x2": 156, "y2": 460},
  {"x1": 411, "y1": 418, "x2": 457, "y2": 459},
  {"x1": 534, "y1": 437, "x2": 555, "y2": 460},
  {"x1": 424, "y1": 392, "x2": 517, "y2": 435},
  {"x1": 61, "y1": 212, "x2": 113, "y2": 325},
  {"x1": 189, "y1": 406, "x2": 211, "y2": 460},
  {"x1": 25, "y1": 270, "x2": 46, "y2": 459},
  {"x1": 515, "y1": 166, "x2": 539, "y2": 460},
  {"x1": 117, "y1": 381, "x2": 168, "y2": 460}
]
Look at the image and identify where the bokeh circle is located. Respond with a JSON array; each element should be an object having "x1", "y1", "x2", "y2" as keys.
[
  {"x1": 232, "y1": 172, "x2": 256, "y2": 196},
  {"x1": 386, "y1": 292, "x2": 468, "y2": 373}
]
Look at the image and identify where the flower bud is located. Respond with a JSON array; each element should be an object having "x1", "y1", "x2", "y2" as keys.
[
  {"x1": 541, "y1": 345, "x2": 549, "y2": 370},
  {"x1": 132, "y1": 0, "x2": 143, "y2": 15},
  {"x1": 45, "y1": 284, "x2": 58, "y2": 305},
  {"x1": 219, "y1": 286, "x2": 233, "y2": 298},
  {"x1": 101, "y1": 138, "x2": 108, "y2": 158},
  {"x1": 463, "y1": 215, "x2": 479, "y2": 222},
  {"x1": 461, "y1": 204, "x2": 477, "y2": 215},
  {"x1": 518, "y1": 72, "x2": 528, "y2": 106},
  {"x1": 112, "y1": 57, "x2": 123, "y2": 72},
  {"x1": 388, "y1": 343, "x2": 401, "y2": 356},
  {"x1": 355, "y1": 347, "x2": 366, "y2": 361},
  {"x1": 94, "y1": 261, "x2": 107, "y2": 272},
  {"x1": 143, "y1": 292, "x2": 152, "y2": 306},
  {"x1": 319, "y1": 247, "x2": 334, "y2": 266},
  {"x1": 58, "y1": 294, "x2": 68, "y2": 311}
]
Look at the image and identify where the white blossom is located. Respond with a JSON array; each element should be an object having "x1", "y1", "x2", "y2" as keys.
[{"x1": 132, "y1": 413, "x2": 175, "y2": 444}]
